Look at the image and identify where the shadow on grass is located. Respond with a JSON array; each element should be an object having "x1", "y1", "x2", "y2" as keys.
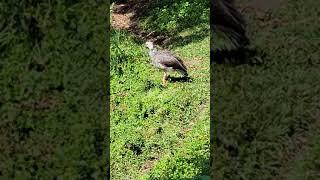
[
  {"x1": 192, "y1": 157, "x2": 210, "y2": 180},
  {"x1": 168, "y1": 76, "x2": 192, "y2": 83},
  {"x1": 211, "y1": 46, "x2": 267, "y2": 66},
  {"x1": 112, "y1": 0, "x2": 209, "y2": 48},
  {"x1": 166, "y1": 27, "x2": 209, "y2": 48}
]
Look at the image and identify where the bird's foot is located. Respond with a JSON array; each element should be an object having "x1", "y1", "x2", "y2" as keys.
[{"x1": 162, "y1": 79, "x2": 168, "y2": 87}]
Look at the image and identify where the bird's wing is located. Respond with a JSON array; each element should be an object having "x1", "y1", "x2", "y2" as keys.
[
  {"x1": 174, "y1": 56, "x2": 188, "y2": 72},
  {"x1": 160, "y1": 50, "x2": 188, "y2": 70},
  {"x1": 213, "y1": 0, "x2": 246, "y2": 33},
  {"x1": 153, "y1": 51, "x2": 188, "y2": 72},
  {"x1": 211, "y1": 0, "x2": 249, "y2": 50}
]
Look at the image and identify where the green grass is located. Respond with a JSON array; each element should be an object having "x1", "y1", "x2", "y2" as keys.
[
  {"x1": 110, "y1": 26, "x2": 209, "y2": 178},
  {"x1": 110, "y1": 0, "x2": 209, "y2": 178},
  {"x1": 0, "y1": 1, "x2": 107, "y2": 178},
  {"x1": 140, "y1": 0, "x2": 208, "y2": 36},
  {"x1": 144, "y1": 106, "x2": 210, "y2": 179},
  {"x1": 212, "y1": 0, "x2": 320, "y2": 179}
]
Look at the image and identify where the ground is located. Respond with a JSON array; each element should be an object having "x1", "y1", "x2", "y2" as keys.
[{"x1": 110, "y1": 0, "x2": 210, "y2": 179}]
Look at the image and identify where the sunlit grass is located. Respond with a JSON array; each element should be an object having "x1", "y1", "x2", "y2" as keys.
[{"x1": 110, "y1": 27, "x2": 209, "y2": 179}]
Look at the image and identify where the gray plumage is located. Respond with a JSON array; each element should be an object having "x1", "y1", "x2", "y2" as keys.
[{"x1": 145, "y1": 41, "x2": 188, "y2": 85}]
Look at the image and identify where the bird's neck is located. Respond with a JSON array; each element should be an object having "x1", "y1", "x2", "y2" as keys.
[{"x1": 149, "y1": 48, "x2": 157, "y2": 56}]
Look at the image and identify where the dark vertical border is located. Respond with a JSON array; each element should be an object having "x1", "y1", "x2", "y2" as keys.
[
  {"x1": 106, "y1": 0, "x2": 111, "y2": 179},
  {"x1": 209, "y1": 0, "x2": 215, "y2": 179}
]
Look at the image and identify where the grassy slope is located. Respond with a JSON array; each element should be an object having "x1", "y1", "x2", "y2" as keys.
[
  {"x1": 212, "y1": 0, "x2": 320, "y2": 179},
  {"x1": 111, "y1": 1, "x2": 209, "y2": 179},
  {"x1": 143, "y1": 37, "x2": 210, "y2": 180},
  {"x1": 110, "y1": 28, "x2": 209, "y2": 179}
]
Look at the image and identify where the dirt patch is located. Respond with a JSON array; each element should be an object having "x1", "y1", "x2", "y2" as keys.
[
  {"x1": 185, "y1": 57, "x2": 205, "y2": 69},
  {"x1": 237, "y1": 0, "x2": 285, "y2": 12},
  {"x1": 237, "y1": 0, "x2": 287, "y2": 28},
  {"x1": 246, "y1": 0, "x2": 285, "y2": 11},
  {"x1": 111, "y1": 12, "x2": 134, "y2": 30},
  {"x1": 111, "y1": 1, "x2": 172, "y2": 45},
  {"x1": 140, "y1": 157, "x2": 160, "y2": 173}
]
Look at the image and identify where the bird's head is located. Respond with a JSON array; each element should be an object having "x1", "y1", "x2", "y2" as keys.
[{"x1": 145, "y1": 41, "x2": 154, "y2": 50}]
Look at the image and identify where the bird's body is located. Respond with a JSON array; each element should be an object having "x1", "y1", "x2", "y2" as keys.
[{"x1": 145, "y1": 41, "x2": 188, "y2": 85}]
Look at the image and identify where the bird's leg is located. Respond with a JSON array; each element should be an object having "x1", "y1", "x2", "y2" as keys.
[
  {"x1": 162, "y1": 72, "x2": 168, "y2": 86},
  {"x1": 165, "y1": 72, "x2": 170, "y2": 80}
]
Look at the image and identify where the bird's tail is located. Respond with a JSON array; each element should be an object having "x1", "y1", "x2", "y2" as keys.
[
  {"x1": 177, "y1": 59, "x2": 188, "y2": 77},
  {"x1": 212, "y1": 0, "x2": 249, "y2": 50},
  {"x1": 178, "y1": 69, "x2": 188, "y2": 77}
]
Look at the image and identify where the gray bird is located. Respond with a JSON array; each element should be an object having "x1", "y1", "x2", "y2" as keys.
[{"x1": 145, "y1": 41, "x2": 188, "y2": 86}]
